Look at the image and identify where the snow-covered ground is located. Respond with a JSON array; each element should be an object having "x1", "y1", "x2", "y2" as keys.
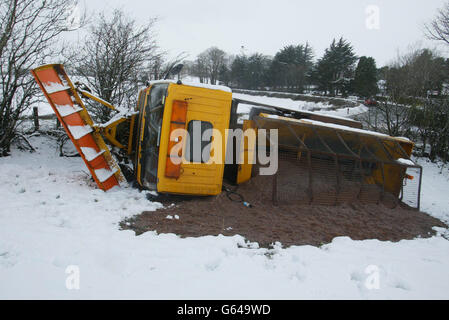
[
  {"x1": 22, "y1": 100, "x2": 55, "y2": 117},
  {"x1": 1, "y1": 94, "x2": 449, "y2": 299},
  {"x1": 414, "y1": 158, "x2": 449, "y2": 224}
]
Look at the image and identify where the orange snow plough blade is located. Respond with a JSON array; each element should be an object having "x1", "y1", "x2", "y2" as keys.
[{"x1": 31, "y1": 64, "x2": 126, "y2": 191}]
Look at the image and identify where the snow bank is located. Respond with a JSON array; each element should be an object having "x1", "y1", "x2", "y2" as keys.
[
  {"x1": 22, "y1": 101, "x2": 55, "y2": 117},
  {"x1": 0, "y1": 126, "x2": 448, "y2": 299},
  {"x1": 233, "y1": 92, "x2": 368, "y2": 119},
  {"x1": 415, "y1": 158, "x2": 449, "y2": 224}
]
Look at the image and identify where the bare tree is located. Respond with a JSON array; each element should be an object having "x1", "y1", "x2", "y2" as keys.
[
  {"x1": 192, "y1": 52, "x2": 210, "y2": 83},
  {"x1": 368, "y1": 101, "x2": 411, "y2": 137},
  {"x1": 409, "y1": 98, "x2": 449, "y2": 160},
  {"x1": 424, "y1": 1, "x2": 449, "y2": 46},
  {"x1": 361, "y1": 48, "x2": 445, "y2": 137},
  {"x1": 0, "y1": 0, "x2": 84, "y2": 156},
  {"x1": 207, "y1": 47, "x2": 227, "y2": 85},
  {"x1": 72, "y1": 9, "x2": 160, "y2": 122},
  {"x1": 148, "y1": 55, "x2": 165, "y2": 81},
  {"x1": 161, "y1": 52, "x2": 189, "y2": 79},
  {"x1": 209, "y1": 47, "x2": 227, "y2": 85},
  {"x1": 193, "y1": 47, "x2": 227, "y2": 84}
]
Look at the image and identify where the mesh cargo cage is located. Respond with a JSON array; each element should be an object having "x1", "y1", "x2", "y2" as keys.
[{"x1": 251, "y1": 114, "x2": 422, "y2": 210}]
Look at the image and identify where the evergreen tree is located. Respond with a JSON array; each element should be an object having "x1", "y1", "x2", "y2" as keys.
[
  {"x1": 230, "y1": 53, "x2": 271, "y2": 89},
  {"x1": 246, "y1": 53, "x2": 271, "y2": 89},
  {"x1": 230, "y1": 54, "x2": 248, "y2": 88},
  {"x1": 218, "y1": 64, "x2": 231, "y2": 86},
  {"x1": 353, "y1": 56, "x2": 378, "y2": 98},
  {"x1": 313, "y1": 37, "x2": 357, "y2": 96},
  {"x1": 270, "y1": 44, "x2": 313, "y2": 92}
]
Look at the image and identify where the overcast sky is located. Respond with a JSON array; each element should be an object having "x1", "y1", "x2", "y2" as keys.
[{"x1": 75, "y1": 0, "x2": 449, "y2": 67}]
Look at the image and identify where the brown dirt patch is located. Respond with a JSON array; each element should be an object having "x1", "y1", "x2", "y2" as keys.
[{"x1": 121, "y1": 178, "x2": 446, "y2": 248}]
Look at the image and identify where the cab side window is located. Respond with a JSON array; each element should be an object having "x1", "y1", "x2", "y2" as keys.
[{"x1": 185, "y1": 120, "x2": 213, "y2": 163}]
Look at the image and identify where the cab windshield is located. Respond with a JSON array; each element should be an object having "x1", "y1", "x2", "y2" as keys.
[{"x1": 140, "y1": 83, "x2": 168, "y2": 189}]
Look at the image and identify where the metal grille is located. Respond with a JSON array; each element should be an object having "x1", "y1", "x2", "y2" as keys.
[{"x1": 400, "y1": 166, "x2": 423, "y2": 209}]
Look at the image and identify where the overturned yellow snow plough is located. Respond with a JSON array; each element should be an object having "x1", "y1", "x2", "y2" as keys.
[{"x1": 31, "y1": 64, "x2": 422, "y2": 209}]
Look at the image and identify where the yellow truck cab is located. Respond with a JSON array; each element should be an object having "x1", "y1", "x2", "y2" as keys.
[{"x1": 134, "y1": 80, "x2": 232, "y2": 196}]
